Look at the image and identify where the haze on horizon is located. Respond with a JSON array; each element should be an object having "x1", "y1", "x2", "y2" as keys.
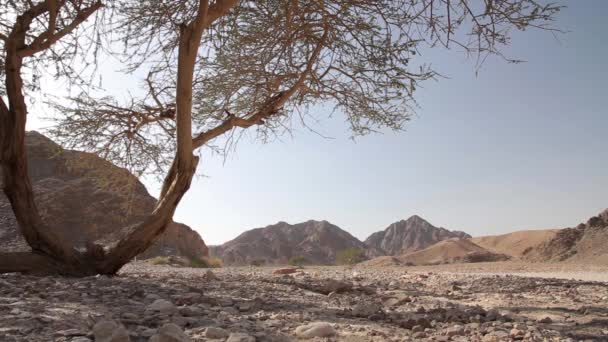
[{"x1": 27, "y1": 2, "x2": 607, "y2": 245}]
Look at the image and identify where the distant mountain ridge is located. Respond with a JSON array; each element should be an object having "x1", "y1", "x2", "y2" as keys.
[
  {"x1": 364, "y1": 215, "x2": 471, "y2": 255},
  {"x1": 210, "y1": 220, "x2": 379, "y2": 265}
]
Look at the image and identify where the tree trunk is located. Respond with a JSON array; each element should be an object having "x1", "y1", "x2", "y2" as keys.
[
  {"x1": 0, "y1": 7, "x2": 203, "y2": 277},
  {"x1": 1, "y1": 14, "x2": 88, "y2": 275}
]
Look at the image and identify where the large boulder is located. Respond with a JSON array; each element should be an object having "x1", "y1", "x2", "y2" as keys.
[{"x1": 0, "y1": 131, "x2": 208, "y2": 260}]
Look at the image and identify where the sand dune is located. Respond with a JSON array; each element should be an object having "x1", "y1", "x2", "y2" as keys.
[
  {"x1": 396, "y1": 238, "x2": 509, "y2": 265},
  {"x1": 472, "y1": 229, "x2": 558, "y2": 258}
]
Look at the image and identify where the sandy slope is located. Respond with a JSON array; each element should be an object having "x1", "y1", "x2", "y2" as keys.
[
  {"x1": 398, "y1": 238, "x2": 509, "y2": 265},
  {"x1": 471, "y1": 229, "x2": 558, "y2": 258}
]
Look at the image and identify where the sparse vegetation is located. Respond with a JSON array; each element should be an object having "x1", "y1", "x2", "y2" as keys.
[
  {"x1": 288, "y1": 256, "x2": 310, "y2": 267},
  {"x1": 147, "y1": 255, "x2": 223, "y2": 268},
  {"x1": 190, "y1": 256, "x2": 224, "y2": 268},
  {"x1": 336, "y1": 248, "x2": 366, "y2": 265},
  {"x1": 148, "y1": 256, "x2": 170, "y2": 266}
]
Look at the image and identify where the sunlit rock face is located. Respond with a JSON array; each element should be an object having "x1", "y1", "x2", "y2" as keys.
[
  {"x1": 525, "y1": 209, "x2": 608, "y2": 263},
  {"x1": 0, "y1": 131, "x2": 208, "y2": 260},
  {"x1": 364, "y1": 215, "x2": 471, "y2": 256},
  {"x1": 210, "y1": 220, "x2": 378, "y2": 265}
]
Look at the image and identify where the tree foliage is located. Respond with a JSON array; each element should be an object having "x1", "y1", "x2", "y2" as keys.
[
  {"x1": 47, "y1": 0, "x2": 561, "y2": 177},
  {"x1": 0, "y1": 0, "x2": 562, "y2": 276}
]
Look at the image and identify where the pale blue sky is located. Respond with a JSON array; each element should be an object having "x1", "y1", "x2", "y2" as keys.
[{"x1": 29, "y1": 2, "x2": 607, "y2": 245}]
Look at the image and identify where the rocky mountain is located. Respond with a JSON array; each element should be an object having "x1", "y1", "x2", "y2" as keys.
[
  {"x1": 524, "y1": 209, "x2": 608, "y2": 263},
  {"x1": 0, "y1": 131, "x2": 208, "y2": 261},
  {"x1": 364, "y1": 215, "x2": 471, "y2": 255},
  {"x1": 210, "y1": 220, "x2": 374, "y2": 265}
]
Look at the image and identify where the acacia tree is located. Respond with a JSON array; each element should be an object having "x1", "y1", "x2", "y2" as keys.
[{"x1": 0, "y1": 0, "x2": 561, "y2": 276}]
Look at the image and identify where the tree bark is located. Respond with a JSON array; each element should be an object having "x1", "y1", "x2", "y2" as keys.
[
  {"x1": 1, "y1": 6, "x2": 86, "y2": 273},
  {"x1": 0, "y1": 252, "x2": 61, "y2": 275}
]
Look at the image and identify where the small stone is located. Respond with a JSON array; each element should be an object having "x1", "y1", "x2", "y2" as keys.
[
  {"x1": 412, "y1": 332, "x2": 427, "y2": 338},
  {"x1": 92, "y1": 320, "x2": 131, "y2": 342},
  {"x1": 483, "y1": 330, "x2": 509, "y2": 342},
  {"x1": 71, "y1": 338, "x2": 92, "y2": 342},
  {"x1": 148, "y1": 299, "x2": 178, "y2": 315},
  {"x1": 179, "y1": 306, "x2": 203, "y2": 317},
  {"x1": 510, "y1": 328, "x2": 524, "y2": 337},
  {"x1": 295, "y1": 322, "x2": 336, "y2": 338},
  {"x1": 446, "y1": 325, "x2": 464, "y2": 337},
  {"x1": 323, "y1": 279, "x2": 352, "y2": 293},
  {"x1": 352, "y1": 303, "x2": 381, "y2": 317},
  {"x1": 226, "y1": 333, "x2": 256, "y2": 342},
  {"x1": 538, "y1": 316, "x2": 552, "y2": 324},
  {"x1": 238, "y1": 302, "x2": 253, "y2": 312},
  {"x1": 149, "y1": 323, "x2": 191, "y2": 342},
  {"x1": 273, "y1": 268, "x2": 298, "y2": 275},
  {"x1": 56, "y1": 329, "x2": 84, "y2": 337},
  {"x1": 203, "y1": 270, "x2": 219, "y2": 281},
  {"x1": 204, "y1": 327, "x2": 230, "y2": 339},
  {"x1": 121, "y1": 313, "x2": 138, "y2": 320}
]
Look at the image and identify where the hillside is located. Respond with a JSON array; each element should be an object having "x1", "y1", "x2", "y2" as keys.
[
  {"x1": 396, "y1": 238, "x2": 510, "y2": 265},
  {"x1": 364, "y1": 215, "x2": 470, "y2": 255},
  {"x1": 0, "y1": 131, "x2": 208, "y2": 261},
  {"x1": 210, "y1": 220, "x2": 374, "y2": 265},
  {"x1": 471, "y1": 229, "x2": 558, "y2": 258},
  {"x1": 525, "y1": 209, "x2": 608, "y2": 263}
]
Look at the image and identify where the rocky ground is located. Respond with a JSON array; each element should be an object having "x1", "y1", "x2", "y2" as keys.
[{"x1": 1, "y1": 262, "x2": 607, "y2": 342}]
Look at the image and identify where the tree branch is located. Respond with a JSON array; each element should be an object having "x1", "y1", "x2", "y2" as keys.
[
  {"x1": 192, "y1": 21, "x2": 330, "y2": 149},
  {"x1": 18, "y1": 1, "x2": 102, "y2": 58}
]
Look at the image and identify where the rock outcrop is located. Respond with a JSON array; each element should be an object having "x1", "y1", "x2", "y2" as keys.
[
  {"x1": 210, "y1": 220, "x2": 372, "y2": 265},
  {"x1": 524, "y1": 209, "x2": 608, "y2": 263},
  {"x1": 364, "y1": 215, "x2": 471, "y2": 255},
  {"x1": 0, "y1": 131, "x2": 208, "y2": 260}
]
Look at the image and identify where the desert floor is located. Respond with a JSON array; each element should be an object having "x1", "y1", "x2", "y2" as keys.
[{"x1": 1, "y1": 261, "x2": 607, "y2": 341}]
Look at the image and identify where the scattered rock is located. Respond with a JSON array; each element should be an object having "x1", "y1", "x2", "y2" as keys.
[
  {"x1": 149, "y1": 324, "x2": 191, "y2": 342},
  {"x1": 226, "y1": 333, "x2": 256, "y2": 342},
  {"x1": 0, "y1": 263, "x2": 606, "y2": 341},
  {"x1": 92, "y1": 320, "x2": 131, "y2": 342},
  {"x1": 295, "y1": 322, "x2": 336, "y2": 338},
  {"x1": 273, "y1": 268, "x2": 298, "y2": 275},
  {"x1": 147, "y1": 299, "x2": 178, "y2": 315},
  {"x1": 204, "y1": 327, "x2": 230, "y2": 339},
  {"x1": 203, "y1": 270, "x2": 219, "y2": 281},
  {"x1": 71, "y1": 338, "x2": 92, "y2": 342},
  {"x1": 510, "y1": 328, "x2": 524, "y2": 338},
  {"x1": 323, "y1": 279, "x2": 352, "y2": 293},
  {"x1": 352, "y1": 303, "x2": 381, "y2": 317},
  {"x1": 446, "y1": 325, "x2": 464, "y2": 337}
]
